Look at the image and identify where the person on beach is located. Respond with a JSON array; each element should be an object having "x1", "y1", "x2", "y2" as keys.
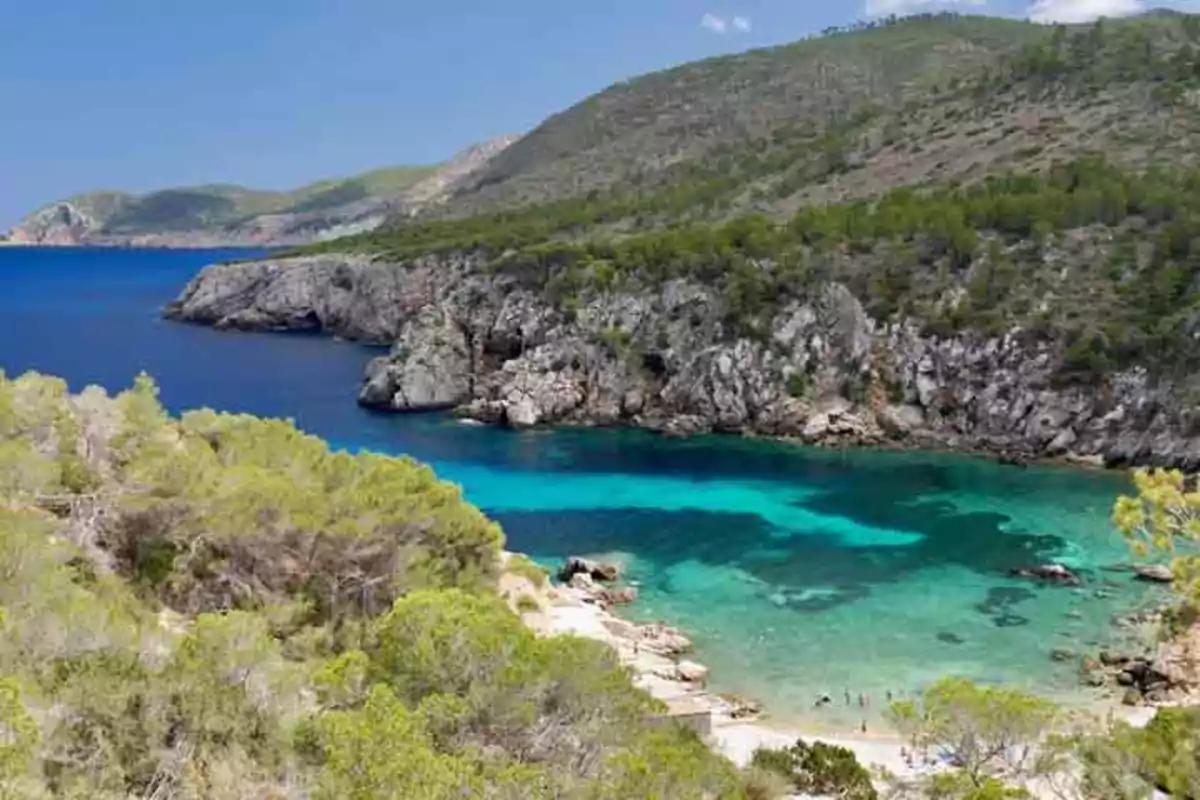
[
  {"x1": 860, "y1": 719, "x2": 867, "y2": 734},
  {"x1": 844, "y1": 688, "x2": 851, "y2": 705},
  {"x1": 857, "y1": 693, "x2": 865, "y2": 708}
]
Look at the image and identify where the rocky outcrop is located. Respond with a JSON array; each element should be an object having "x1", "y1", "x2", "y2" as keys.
[
  {"x1": 165, "y1": 251, "x2": 1200, "y2": 468},
  {"x1": 1133, "y1": 564, "x2": 1174, "y2": 583},
  {"x1": 5, "y1": 202, "x2": 103, "y2": 245},
  {"x1": 558, "y1": 557, "x2": 621, "y2": 583},
  {"x1": 1009, "y1": 564, "x2": 1084, "y2": 587}
]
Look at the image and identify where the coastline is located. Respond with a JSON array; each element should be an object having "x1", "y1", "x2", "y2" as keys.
[{"x1": 498, "y1": 552, "x2": 1179, "y2": 784}]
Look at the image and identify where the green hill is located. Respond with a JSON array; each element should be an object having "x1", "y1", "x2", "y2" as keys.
[{"x1": 304, "y1": 11, "x2": 1200, "y2": 384}]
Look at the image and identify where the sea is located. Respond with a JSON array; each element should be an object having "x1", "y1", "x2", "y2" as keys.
[{"x1": 0, "y1": 245, "x2": 1168, "y2": 730}]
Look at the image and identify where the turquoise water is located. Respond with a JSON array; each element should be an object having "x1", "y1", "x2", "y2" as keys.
[{"x1": 0, "y1": 247, "x2": 1167, "y2": 729}]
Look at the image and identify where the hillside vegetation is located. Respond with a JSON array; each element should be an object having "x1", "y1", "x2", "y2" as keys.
[
  {"x1": 304, "y1": 12, "x2": 1200, "y2": 388},
  {"x1": 59, "y1": 165, "x2": 438, "y2": 235},
  {"x1": 0, "y1": 370, "x2": 749, "y2": 798},
  {"x1": 4, "y1": 371, "x2": 1198, "y2": 798},
  {"x1": 436, "y1": 11, "x2": 1200, "y2": 218}
]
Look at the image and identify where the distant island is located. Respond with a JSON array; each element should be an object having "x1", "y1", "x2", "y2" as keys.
[{"x1": 1, "y1": 135, "x2": 517, "y2": 248}]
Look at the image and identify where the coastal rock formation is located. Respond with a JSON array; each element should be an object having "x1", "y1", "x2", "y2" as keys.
[
  {"x1": 1133, "y1": 564, "x2": 1174, "y2": 583},
  {"x1": 166, "y1": 253, "x2": 1200, "y2": 467},
  {"x1": 557, "y1": 556, "x2": 621, "y2": 584},
  {"x1": 1009, "y1": 564, "x2": 1083, "y2": 586},
  {"x1": 4, "y1": 201, "x2": 101, "y2": 245}
]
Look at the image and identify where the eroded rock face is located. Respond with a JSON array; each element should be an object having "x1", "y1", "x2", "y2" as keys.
[
  {"x1": 6, "y1": 202, "x2": 99, "y2": 245},
  {"x1": 165, "y1": 253, "x2": 1200, "y2": 467}
]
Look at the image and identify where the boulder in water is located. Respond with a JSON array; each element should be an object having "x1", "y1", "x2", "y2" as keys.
[
  {"x1": 1009, "y1": 563, "x2": 1082, "y2": 586},
  {"x1": 1133, "y1": 564, "x2": 1173, "y2": 583},
  {"x1": 558, "y1": 556, "x2": 621, "y2": 583}
]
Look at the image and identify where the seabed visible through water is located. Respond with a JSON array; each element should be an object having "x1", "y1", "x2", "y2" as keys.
[{"x1": 0, "y1": 245, "x2": 1172, "y2": 728}]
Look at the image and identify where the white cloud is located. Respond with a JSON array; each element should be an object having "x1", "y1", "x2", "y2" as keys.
[
  {"x1": 701, "y1": 12, "x2": 729, "y2": 33},
  {"x1": 862, "y1": 0, "x2": 985, "y2": 17},
  {"x1": 1026, "y1": 0, "x2": 1143, "y2": 22},
  {"x1": 701, "y1": 12, "x2": 751, "y2": 33}
]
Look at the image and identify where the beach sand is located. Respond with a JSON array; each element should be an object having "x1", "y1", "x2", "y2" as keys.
[{"x1": 498, "y1": 553, "x2": 1167, "y2": 792}]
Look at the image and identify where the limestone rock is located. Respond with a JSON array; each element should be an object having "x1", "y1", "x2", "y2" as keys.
[
  {"x1": 676, "y1": 660, "x2": 709, "y2": 684},
  {"x1": 568, "y1": 572, "x2": 596, "y2": 591},
  {"x1": 1009, "y1": 563, "x2": 1082, "y2": 586},
  {"x1": 1133, "y1": 564, "x2": 1174, "y2": 583},
  {"x1": 358, "y1": 305, "x2": 472, "y2": 410},
  {"x1": 597, "y1": 586, "x2": 638, "y2": 606},
  {"x1": 166, "y1": 253, "x2": 1200, "y2": 469},
  {"x1": 637, "y1": 623, "x2": 693, "y2": 656},
  {"x1": 558, "y1": 557, "x2": 620, "y2": 583}
]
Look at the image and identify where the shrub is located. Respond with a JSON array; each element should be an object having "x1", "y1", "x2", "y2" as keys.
[
  {"x1": 751, "y1": 739, "x2": 877, "y2": 800},
  {"x1": 786, "y1": 372, "x2": 810, "y2": 399}
]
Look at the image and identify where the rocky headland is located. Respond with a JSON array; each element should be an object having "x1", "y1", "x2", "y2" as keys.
[
  {"x1": 165, "y1": 252, "x2": 1200, "y2": 469},
  {"x1": 3, "y1": 136, "x2": 517, "y2": 248}
]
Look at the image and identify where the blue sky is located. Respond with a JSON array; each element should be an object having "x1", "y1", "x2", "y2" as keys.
[{"x1": 1, "y1": 0, "x2": 1196, "y2": 226}]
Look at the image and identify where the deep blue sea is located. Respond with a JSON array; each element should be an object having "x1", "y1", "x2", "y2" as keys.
[{"x1": 0, "y1": 246, "x2": 1166, "y2": 729}]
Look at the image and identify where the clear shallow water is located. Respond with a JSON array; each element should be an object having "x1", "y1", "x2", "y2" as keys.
[{"x1": 0, "y1": 247, "x2": 1168, "y2": 729}]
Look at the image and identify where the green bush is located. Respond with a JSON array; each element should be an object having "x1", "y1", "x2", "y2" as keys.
[
  {"x1": 0, "y1": 371, "x2": 748, "y2": 797},
  {"x1": 786, "y1": 372, "x2": 811, "y2": 399},
  {"x1": 1135, "y1": 706, "x2": 1200, "y2": 797},
  {"x1": 750, "y1": 739, "x2": 877, "y2": 800}
]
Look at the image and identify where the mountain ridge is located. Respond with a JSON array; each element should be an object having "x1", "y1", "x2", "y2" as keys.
[{"x1": 2, "y1": 134, "x2": 519, "y2": 248}]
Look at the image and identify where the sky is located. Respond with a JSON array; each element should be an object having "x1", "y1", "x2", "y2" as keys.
[{"x1": 1, "y1": 0, "x2": 1198, "y2": 227}]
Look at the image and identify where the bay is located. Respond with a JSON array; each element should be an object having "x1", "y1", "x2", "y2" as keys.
[{"x1": 0, "y1": 246, "x2": 1165, "y2": 729}]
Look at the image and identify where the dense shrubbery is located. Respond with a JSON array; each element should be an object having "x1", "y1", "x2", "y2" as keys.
[
  {"x1": 0, "y1": 370, "x2": 754, "y2": 798},
  {"x1": 301, "y1": 146, "x2": 1200, "y2": 381}
]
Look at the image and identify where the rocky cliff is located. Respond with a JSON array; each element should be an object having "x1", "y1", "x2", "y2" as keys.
[{"x1": 166, "y1": 254, "x2": 1200, "y2": 469}]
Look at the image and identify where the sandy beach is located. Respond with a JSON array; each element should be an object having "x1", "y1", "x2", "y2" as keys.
[
  {"x1": 498, "y1": 552, "x2": 1172, "y2": 792},
  {"x1": 499, "y1": 553, "x2": 933, "y2": 780}
]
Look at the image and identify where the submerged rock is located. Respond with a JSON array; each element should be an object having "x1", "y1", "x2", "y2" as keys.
[
  {"x1": 1133, "y1": 564, "x2": 1174, "y2": 583},
  {"x1": 1009, "y1": 563, "x2": 1082, "y2": 586}
]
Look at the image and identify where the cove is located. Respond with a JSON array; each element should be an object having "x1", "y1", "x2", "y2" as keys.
[{"x1": 0, "y1": 246, "x2": 1169, "y2": 728}]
